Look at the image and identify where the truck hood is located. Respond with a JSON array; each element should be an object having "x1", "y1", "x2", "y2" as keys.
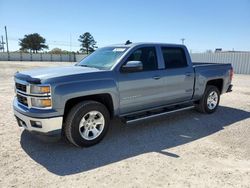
[{"x1": 15, "y1": 65, "x2": 103, "y2": 83}]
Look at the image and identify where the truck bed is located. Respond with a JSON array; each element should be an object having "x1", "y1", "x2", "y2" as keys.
[
  {"x1": 193, "y1": 62, "x2": 231, "y2": 67},
  {"x1": 192, "y1": 62, "x2": 232, "y2": 99}
]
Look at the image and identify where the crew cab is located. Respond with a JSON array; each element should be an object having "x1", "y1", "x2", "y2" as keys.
[{"x1": 13, "y1": 43, "x2": 233, "y2": 147}]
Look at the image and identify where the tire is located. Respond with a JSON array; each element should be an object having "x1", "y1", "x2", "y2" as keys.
[
  {"x1": 194, "y1": 85, "x2": 220, "y2": 114},
  {"x1": 64, "y1": 100, "x2": 110, "y2": 147}
]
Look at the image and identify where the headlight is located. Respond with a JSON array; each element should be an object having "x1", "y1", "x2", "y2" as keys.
[
  {"x1": 30, "y1": 85, "x2": 50, "y2": 94},
  {"x1": 31, "y1": 98, "x2": 52, "y2": 108}
]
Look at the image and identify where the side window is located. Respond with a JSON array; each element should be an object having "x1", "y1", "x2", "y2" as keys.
[
  {"x1": 126, "y1": 47, "x2": 158, "y2": 71},
  {"x1": 161, "y1": 47, "x2": 187, "y2": 69}
]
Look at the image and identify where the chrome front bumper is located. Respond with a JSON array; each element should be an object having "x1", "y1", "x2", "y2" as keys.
[{"x1": 14, "y1": 109, "x2": 63, "y2": 136}]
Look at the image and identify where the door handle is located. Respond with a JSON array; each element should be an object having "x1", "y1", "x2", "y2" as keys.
[{"x1": 153, "y1": 76, "x2": 161, "y2": 80}]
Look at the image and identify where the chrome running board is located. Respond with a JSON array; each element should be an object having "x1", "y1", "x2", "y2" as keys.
[{"x1": 125, "y1": 105, "x2": 194, "y2": 124}]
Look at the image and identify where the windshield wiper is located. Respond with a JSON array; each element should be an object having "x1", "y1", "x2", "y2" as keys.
[
  {"x1": 78, "y1": 64, "x2": 102, "y2": 69},
  {"x1": 78, "y1": 64, "x2": 90, "y2": 67}
]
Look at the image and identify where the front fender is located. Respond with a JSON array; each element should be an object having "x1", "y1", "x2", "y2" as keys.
[{"x1": 52, "y1": 79, "x2": 119, "y2": 115}]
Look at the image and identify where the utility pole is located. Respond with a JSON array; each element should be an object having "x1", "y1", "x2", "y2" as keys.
[
  {"x1": 5, "y1": 26, "x2": 9, "y2": 53},
  {"x1": 181, "y1": 38, "x2": 185, "y2": 45},
  {"x1": 1, "y1": 35, "x2": 5, "y2": 52},
  {"x1": 70, "y1": 33, "x2": 72, "y2": 52}
]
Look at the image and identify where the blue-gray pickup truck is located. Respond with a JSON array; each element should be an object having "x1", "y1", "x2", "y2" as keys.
[{"x1": 13, "y1": 42, "x2": 233, "y2": 147}]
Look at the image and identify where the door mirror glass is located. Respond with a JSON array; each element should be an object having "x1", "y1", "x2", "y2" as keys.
[{"x1": 121, "y1": 61, "x2": 143, "y2": 73}]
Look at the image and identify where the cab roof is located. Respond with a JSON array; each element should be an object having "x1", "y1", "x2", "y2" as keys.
[{"x1": 106, "y1": 42, "x2": 185, "y2": 48}]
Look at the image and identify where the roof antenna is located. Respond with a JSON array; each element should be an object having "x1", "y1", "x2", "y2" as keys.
[{"x1": 125, "y1": 40, "x2": 132, "y2": 45}]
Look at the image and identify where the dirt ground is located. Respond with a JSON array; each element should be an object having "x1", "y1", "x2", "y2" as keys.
[{"x1": 0, "y1": 61, "x2": 250, "y2": 188}]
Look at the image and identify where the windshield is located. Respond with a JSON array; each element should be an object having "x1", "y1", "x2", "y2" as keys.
[{"x1": 77, "y1": 47, "x2": 128, "y2": 69}]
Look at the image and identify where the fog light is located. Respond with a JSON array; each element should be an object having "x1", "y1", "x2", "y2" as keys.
[{"x1": 30, "y1": 120, "x2": 42, "y2": 128}]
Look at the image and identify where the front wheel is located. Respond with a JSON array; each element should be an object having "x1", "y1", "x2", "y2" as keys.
[
  {"x1": 64, "y1": 101, "x2": 110, "y2": 147},
  {"x1": 194, "y1": 85, "x2": 220, "y2": 114}
]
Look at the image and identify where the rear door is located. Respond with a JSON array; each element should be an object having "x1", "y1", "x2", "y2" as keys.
[
  {"x1": 160, "y1": 47, "x2": 194, "y2": 104},
  {"x1": 118, "y1": 46, "x2": 166, "y2": 114}
]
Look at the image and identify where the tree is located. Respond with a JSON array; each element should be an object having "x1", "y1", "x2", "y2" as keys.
[
  {"x1": 19, "y1": 33, "x2": 48, "y2": 53},
  {"x1": 49, "y1": 48, "x2": 63, "y2": 54},
  {"x1": 49, "y1": 48, "x2": 73, "y2": 54},
  {"x1": 78, "y1": 32, "x2": 97, "y2": 54}
]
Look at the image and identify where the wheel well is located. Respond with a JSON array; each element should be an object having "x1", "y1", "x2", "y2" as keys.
[
  {"x1": 63, "y1": 94, "x2": 114, "y2": 122},
  {"x1": 206, "y1": 79, "x2": 223, "y2": 93}
]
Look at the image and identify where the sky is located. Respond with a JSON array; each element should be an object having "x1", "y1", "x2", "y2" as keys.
[{"x1": 0, "y1": 0, "x2": 250, "y2": 52}]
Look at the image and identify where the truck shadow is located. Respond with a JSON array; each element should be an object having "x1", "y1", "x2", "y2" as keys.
[{"x1": 20, "y1": 106, "x2": 250, "y2": 176}]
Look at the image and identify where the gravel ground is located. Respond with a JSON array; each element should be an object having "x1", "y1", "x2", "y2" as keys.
[{"x1": 0, "y1": 61, "x2": 250, "y2": 188}]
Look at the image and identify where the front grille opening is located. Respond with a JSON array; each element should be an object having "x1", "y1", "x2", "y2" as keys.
[
  {"x1": 16, "y1": 83, "x2": 27, "y2": 92},
  {"x1": 17, "y1": 94, "x2": 28, "y2": 107},
  {"x1": 15, "y1": 116, "x2": 27, "y2": 127}
]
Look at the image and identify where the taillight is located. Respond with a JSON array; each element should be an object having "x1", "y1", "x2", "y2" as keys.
[{"x1": 229, "y1": 68, "x2": 233, "y2": 81}]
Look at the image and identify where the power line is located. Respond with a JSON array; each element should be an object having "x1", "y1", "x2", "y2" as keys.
[
  {"x1": 47, "y1": 40, "x2": 79, "y2": 47},
  {"x1": 8, "y1": 35, "x2": 79, "y2": 45},
  {"x1": 8, "y1": 37, "x2": 79, "y2": 47}
]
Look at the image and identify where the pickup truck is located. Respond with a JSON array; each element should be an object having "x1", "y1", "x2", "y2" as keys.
[{"x1": 13, "y1": 42, "x2": 233, "y2": 147}]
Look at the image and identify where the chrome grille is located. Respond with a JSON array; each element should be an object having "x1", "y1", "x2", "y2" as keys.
[
  {"x1": 17, "y1": 94, "x2": 28, "y2": 107},
  {"x1": 15, "y1": 83, "x2": 27, "y2": 93},
  {"x1": 15, "y1": 79, "x2": 52, "y2": 109}
]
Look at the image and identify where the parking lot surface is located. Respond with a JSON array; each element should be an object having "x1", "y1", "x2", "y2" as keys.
[{"x1": 0, "y1": 61, "x2": 250, "y2": 187}]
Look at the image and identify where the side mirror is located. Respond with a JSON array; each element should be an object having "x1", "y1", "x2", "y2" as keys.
[{"x1": 121, "y1": 61, "x2": 143, "y2": 73}]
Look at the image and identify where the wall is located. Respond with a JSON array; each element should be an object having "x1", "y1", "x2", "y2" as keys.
[
  {"x1": 75, "y1": 54, "x2": 86, "y2": 62},
  {"x1": 190, "y1": 52, "x2": 250, "y2": 74},
  {"x1": 1, "y1": 52, "x2": 250, "y2": 74},
  {"x1": 0, "y1": 52, "x2": 82, "y2": 62}
]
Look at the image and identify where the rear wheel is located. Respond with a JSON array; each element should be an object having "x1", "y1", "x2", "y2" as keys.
[
  {"x1": 64, "y1": 101, "x2": 110, "y2": 147},
  {"x1": 194, "y1": 85, "x2": 220, "y2": 114}
]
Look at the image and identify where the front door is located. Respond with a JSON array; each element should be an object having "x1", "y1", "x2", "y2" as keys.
[{"x1": 118, "y1": 47, "x2": 166, "y2": 114}]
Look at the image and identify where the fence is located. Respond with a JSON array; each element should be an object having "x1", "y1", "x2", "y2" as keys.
[
  {"x1": 75, "y1": 54, "x2": 86, "y2": 62},
  {"x1": 0, "y1": 52, "x2": 83, "y2": 62},
  {"x1": 1, "y1": 52, "x2": 250, "y2": 74},
  {"x1": 190, "y1": 52, "x2": 250, "y2": 74}
]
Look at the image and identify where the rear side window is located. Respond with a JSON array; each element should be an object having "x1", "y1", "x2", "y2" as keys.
[
  {"x1": 126, "y1": 47, "x2": 158, "y2": 71},
  {"x1": 161, "y1": 47, "x2": 187, "y2": 69}
]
